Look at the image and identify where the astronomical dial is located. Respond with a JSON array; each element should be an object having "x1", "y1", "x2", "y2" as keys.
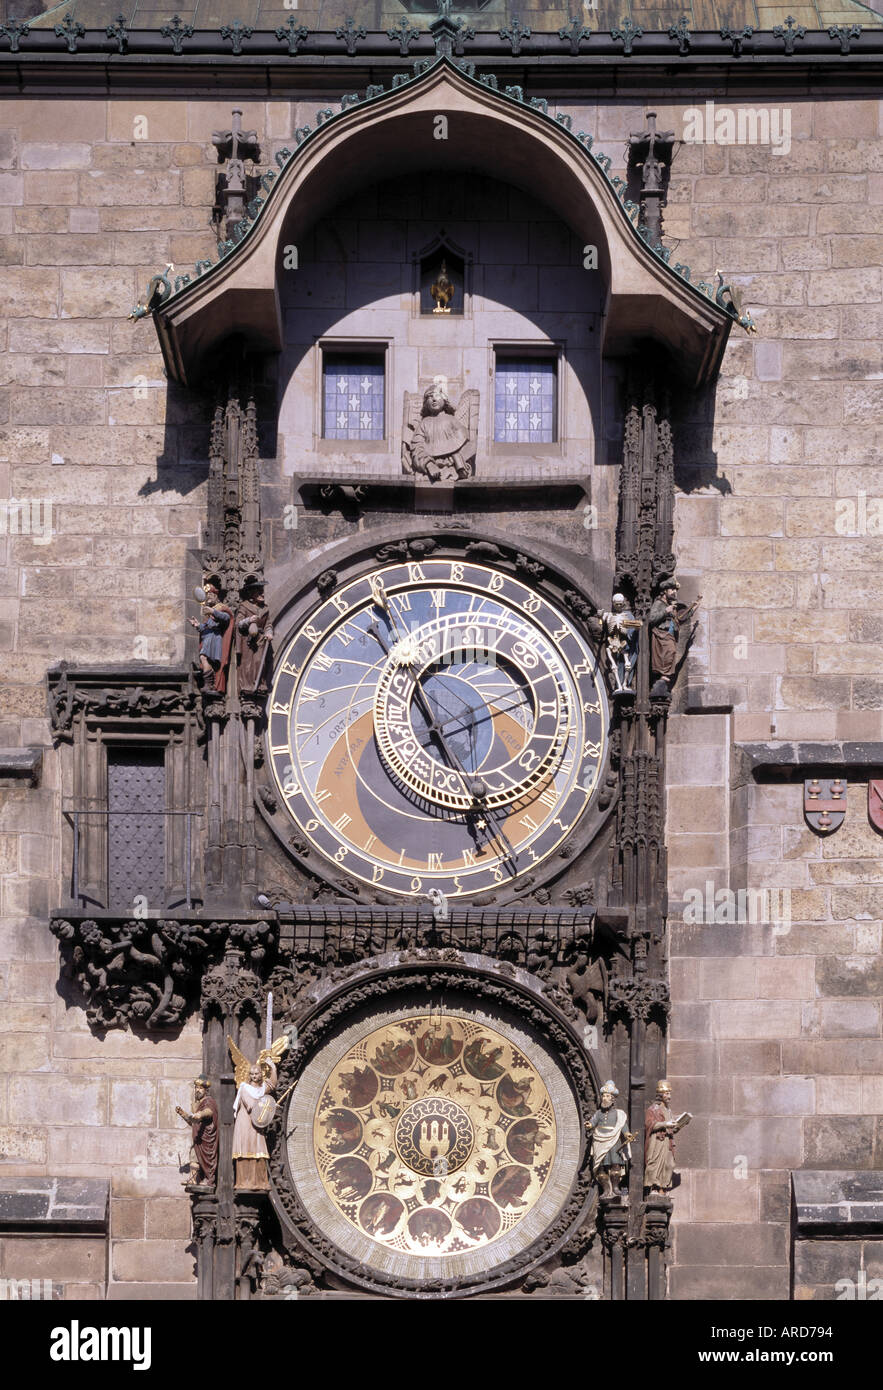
[{"x1": 266, "y1": 555, "x2": 609, "y2": 899}]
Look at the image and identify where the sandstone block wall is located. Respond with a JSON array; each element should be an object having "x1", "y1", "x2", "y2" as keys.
[
  {"x1": 663, "y1": 91, "x2": 883, "y2": 1300},
  {"x1": 0, "y1": 85, "x2": 880, "y2": 1298}
]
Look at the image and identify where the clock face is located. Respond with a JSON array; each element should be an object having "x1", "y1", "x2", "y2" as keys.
[
  {"x1": 267, "y1": 555, "x2": 608, "y2": 899},
  {"x1": 285, "y1": 1002, "x2": 580, "y2": 1284}
]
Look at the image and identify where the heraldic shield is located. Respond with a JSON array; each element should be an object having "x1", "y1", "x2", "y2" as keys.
[
  {"x1": 804, "y1": 778, "x2": 847, "y2": 835},
  {"x1": 869, "y1": 780, "x2": 883, "y2": 835}
]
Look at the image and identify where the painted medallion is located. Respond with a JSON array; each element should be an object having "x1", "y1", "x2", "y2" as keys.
[{"x1": 287, "y1": 1006, "x2": 579, "y2": 1281}]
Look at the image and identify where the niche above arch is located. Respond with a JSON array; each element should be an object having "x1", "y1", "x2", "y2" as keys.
[{"x1": 414, "y1": 235, "x2": 471, "y2": 318}]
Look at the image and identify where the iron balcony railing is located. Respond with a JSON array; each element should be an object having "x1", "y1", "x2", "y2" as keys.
[{"x1": 62, "y1": 807, "x2": 204, "y2": 912}]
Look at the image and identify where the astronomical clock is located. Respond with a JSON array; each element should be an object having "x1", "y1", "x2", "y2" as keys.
[
  {"x1": 249, "y1": 530, "x2": 621, "y2": 1298},
  {"x1": 259, "y1": 540, "x2": 612, "y2": 903}
]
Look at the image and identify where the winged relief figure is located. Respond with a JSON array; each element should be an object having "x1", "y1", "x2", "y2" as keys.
[
  {"x1": 228, "y1": 1034, "x2": 289, "y2": 1190},
  {"x1": 402, "y1": 376, "x2": 479, "y2": 483}
]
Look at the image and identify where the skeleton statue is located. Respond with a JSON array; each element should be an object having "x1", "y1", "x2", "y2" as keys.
[
  {"x1": 599, "y1": 593, "x2": 642, "y2": 694},
  {"x1": 402, "y1": 376, "x2": 479, "y2": 483}
]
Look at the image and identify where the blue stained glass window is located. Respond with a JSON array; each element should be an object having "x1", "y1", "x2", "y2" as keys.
[
  {"x1": 322, "y1": 353, "x2": 385, "y2": 440},
  {"x1": 493, "y1": 356, "x2": 557, "y2": 444}
]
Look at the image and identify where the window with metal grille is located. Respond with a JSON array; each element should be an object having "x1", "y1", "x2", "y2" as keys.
[
  {"x1": 107, "y1": 748, "x2": 166, "y2": 913},
  {"x1": 322, "y1": 351, "x2": 385, "y2": 440},
  {"x1": 493, "y1": 354, "x2": 558, "y2": 444}
]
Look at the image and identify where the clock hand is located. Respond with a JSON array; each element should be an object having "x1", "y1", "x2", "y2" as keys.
[
  {"x1": 369, "y1": 617, "x2": 517, "y2": 871},
  {"x1": 440, "y1": 691, "x2": 533, "y2": 734},
  {"x1": 367, "y1": 619, "x2": 473, "y2": 795}
]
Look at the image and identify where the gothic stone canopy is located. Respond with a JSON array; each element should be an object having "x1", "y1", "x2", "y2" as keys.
[{"x1": 151, "y1": 58, "x2": 737, "y2": 389}]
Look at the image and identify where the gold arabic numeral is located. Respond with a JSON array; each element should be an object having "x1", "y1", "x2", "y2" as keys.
[
  {"x1": 552, "y1": 817, "x2": 570, "y2": 833},
  {"x1": 461, "y1": 847, "x2": 477, "y2": 867},
  {"x1": 407, "y1": 563, "x2": 426, "y2": 583},
  {"x1": 372, "y1": 864, "x2": 384, "y2": 883},
  {"x1": 410, "y1": 875, "x2": 423, "y2": 893},
  {"x1": 582, "y1": 740, "x2": 601, "y2": 759},
  {"x1": 306, "y1": 818, "x2": 319, "y2": 831},
  {"x1": 281, "y1": 659, "x2": 300, "y2": 677},
  {"x1": 450, "y1": 563, "x2": 464, "y2": 583},
  {"x1": 333, "y1": 813, "x2": 352, "y2": 833},
  {"x1": 553, "y1": 626, "x2": 569, "y2": 643},
  {"x1": 333, "y1": 846, "x2": 348, "y2": 863},
  {"x1": 329, "y1": 593, "x2": 349, "y2": 616},
  {"x1": 303, "y1": 623, "x2": 323, "y2": 643},
  {"x1": 398, "y1": 847, "x2": 407, "y2": 865},
  {"x1": 270, "y1": 699, "x2": 291, "y2": 716},
  {"x1": 427, "y1": 852, "x2": 443, "y2": 871},
  {"x1": 486, "y1": 571, "x2": 504, "y2": 592},
  {"x1": 527, "y1": 846, "x2": 539, "y2": 863},
  {"x1": 583, "y1": 699, "x2": 601, "y2": 714},
  {"x1": 492, "y1": 865, "x2": 504, "y2": 883},
  {"x1": 453, "y1": 876, "x2": 464, "y2": 893},
  {"x1": 573, "y1": 659, "x2": 593, "y2": 677},
  {"x1": 430, "y1": 589, "x2": 446, "y2": 609},
  {"x1": 522, "y1": 595, "x2": 541, "y2": 614},
  {"x1": 282, "y1": 764, "x2": 301, "y2": 796}
]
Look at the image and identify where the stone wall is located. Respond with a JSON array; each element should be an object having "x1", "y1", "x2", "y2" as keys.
[
  {"x1": 0, "y1": 85, "x2": 881, "y2": 1299},
  {"x1": 663, "y1": 91, "x2": 883, "y2": 1300}
]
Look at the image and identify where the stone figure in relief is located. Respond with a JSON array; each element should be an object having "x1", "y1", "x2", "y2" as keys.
[
  {"x1": 235, "y1": 574, "x2": 274, "y2": 694},
  {"x1": 402, "y1": 376, "x2": 479, "y2": 482},
  {"x1": 176, "y1": 1074, "x2": 219, "y2": 1188},
  {"x1": 189, "y1": 575, "x2": 234, "y2": 694},
  {"x1": 599, "y1": 593, "x2": 642, "y2": 694},
  {"x1": 228, "y1": 1034, "x2": 289, "y2": 1190},
  {"x1": 585, "y1": 1079, "x2": 635, "y2": 1197},
  {"x1": 644, "y1": 1079, "x2": 691, "y2": 1195},
  {"x1": 648, "y1": 576, "x2": 701, "y2": 697}
]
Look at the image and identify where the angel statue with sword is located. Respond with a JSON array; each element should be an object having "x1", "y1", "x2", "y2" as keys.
[{"x1": 228, "y1": 1034, "x2": 289, "y2": 1190}]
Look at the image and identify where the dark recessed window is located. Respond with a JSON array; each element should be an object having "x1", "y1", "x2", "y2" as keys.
[
  {"x1": 493, "y1": 354, "x2": 558, "y2": 444},
  {"x1": 322, "y1": 351, "x2": 385, "y2": 441},
  {"x1": 107, "y1": 747, "x2": 165, "y2": 913}
]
